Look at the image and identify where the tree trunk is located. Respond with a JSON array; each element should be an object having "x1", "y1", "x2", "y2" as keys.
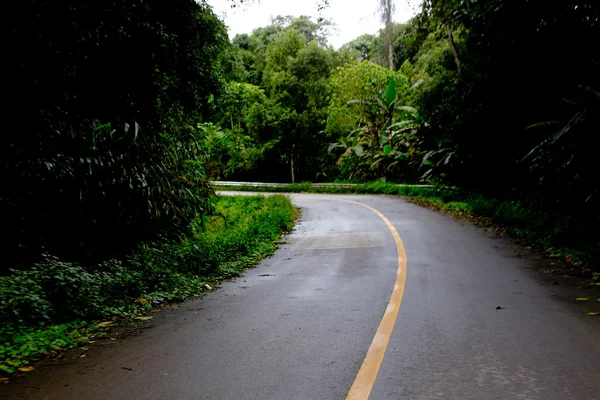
[
  {"x1": 379, "y1": 0, "x2": 395, "y2": 70},
  {"x1": 445, "y1": 24, "x2": 461, "y2": 70},
  {"x1": 387, "y1": 27, "x2": 395, "y2": 70},
  {"x1": 290, "y1": 145, "x2": 296, "y2": 183}
]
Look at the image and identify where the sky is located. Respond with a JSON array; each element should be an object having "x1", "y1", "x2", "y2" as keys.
[{"x1": 206, "y1": 0, "x2": 418, "y2": 49}]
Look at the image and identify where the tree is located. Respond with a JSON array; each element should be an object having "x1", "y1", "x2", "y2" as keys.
[
  {"x1": 419, "y1": 0, "x2": 464, "y2": 70},
  {"x1": 327, "y1": 62, "x2": 421, "y2": 181},
  {"x1": 379, "y1": 0, "x2": 396, "y2": 70},
  {"x1": 339, "y1": 34, "x2": 380, "y2": 62},
  {"x1": 3, "y1": 0, "x2": 228, "y2": 267},
  {"x1": 262, "y1": 24, "x2": 336, "y2": 182}
]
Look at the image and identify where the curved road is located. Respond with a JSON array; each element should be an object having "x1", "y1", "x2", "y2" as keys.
[{"x1": 2, "y1": 194, "x2": 600, "y2": 399}]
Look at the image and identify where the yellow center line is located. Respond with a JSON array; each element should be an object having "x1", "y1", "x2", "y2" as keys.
[{"x1": 339, "y1": 199, "x2": 408, "y2": 400}]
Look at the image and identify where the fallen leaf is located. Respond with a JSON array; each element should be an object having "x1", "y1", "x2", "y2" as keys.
[
  {"x1": 134, "y1": 298, "x2": 149, "y2": 303},
  {"x1": 150, "y1": 309, "x2": 164, "y2": 313},
  {"x1": 96, "y1": 321, "x2": 114, "y2": 328},
  {"x1": 575, "y1": 298, "x2": 589, "y2": 301},
  {"x1": 585, "y1": 312, "x2": 599, "y2": 316},
  {"x1": 204, "y1": 284, "x2": 212, "y2": 290},
  {"x1": 80, "y1": 354, "x2": 86, "y2": 358},
  {"x1": 110, "y1": 338, "x2": 117, "y2": 341},
  {"x1": 18, "y1": 366, "x2": 35, "y2": 372},
  {"x1": 135, "y1": 316, "x2": 153, "y2": 321}
]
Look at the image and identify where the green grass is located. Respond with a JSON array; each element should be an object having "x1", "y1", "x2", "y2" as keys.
[
  {"x1": 0, "y1": 195, "x2": 296, "y2": 378},
  {"x1": 219, "y1": 182, "x2": 599, "y2": 273},
  {"x1": 217, "y1": 181, "x2": 450, "y2": 197}
]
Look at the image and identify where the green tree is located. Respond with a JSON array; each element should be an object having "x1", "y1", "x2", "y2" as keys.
[
  {"x1": 327, "y1": 63, "x2": 420, "y2": 181},
  {"x1": 262, "y1": 25, "x2": 336, "y2": 182},
  {"x1": 326, "y1": 61, "x2": 405, "y2": 139},
  {"x1": 339, "y1": 34, "x2": 380, "y2": 62},
  {"x1": 3, "y1": 0, "x2": 228, "y2": 268}
]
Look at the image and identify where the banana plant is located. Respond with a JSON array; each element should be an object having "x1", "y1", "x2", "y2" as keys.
[{"x1": 329, "y1": 77, "x2": 423, "y2": 180}]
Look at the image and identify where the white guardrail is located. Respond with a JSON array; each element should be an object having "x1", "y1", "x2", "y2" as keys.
[{"x1": 211, "y1": 181, "x2": 433, "y2": 188}]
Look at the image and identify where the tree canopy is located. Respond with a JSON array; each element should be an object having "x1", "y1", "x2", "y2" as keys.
[{"x1": 4, "y1": 0, "x2": 599, "y2": 271}]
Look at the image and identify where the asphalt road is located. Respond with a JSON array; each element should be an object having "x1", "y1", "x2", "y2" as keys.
[{"x1": 2, "y1": 194, "x2": 600, "y2": 400}]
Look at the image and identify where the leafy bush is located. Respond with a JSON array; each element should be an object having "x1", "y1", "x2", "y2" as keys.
[
  {"x1": 0, "y1": 322, "x2": 87, "y2": 376},
  {"x1": 0, "y1": 195, "x2": 296, "y2": 375},
  {"x1": 2, "y1": 0, "x2": 226, "y2": 269}
]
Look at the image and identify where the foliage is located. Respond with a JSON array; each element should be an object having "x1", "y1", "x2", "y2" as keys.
[
  {"x1": 2, "y1": 0, "x2": 228, "y2": 269},
  {"x1": 0, "y1": 195, "x2": 296, "y2": 375},
  {"x1": 0, "y1": 322, "x2": 87, "y2": 376},
  {"x1": 326, "y1": 61, "x2": 407, "y2": 139},
  {"x1": 402, "y1": 0, "x2": 600, "y2": 221},
  {"x1": 328, "y1": 66, "x2": 423, "y2": 181},
  {"x1": 338, "y1": 34, "x2": 380, "y2": 63},
  {"x1": 208, "y1": 16, "x2": 342, "y2": 183},
  {"x1": 523, "y1": 87, "x2": 600, "y2": 215},
  {"x1": 259, "y1": 23, "x2": 337, "y2": 182}
]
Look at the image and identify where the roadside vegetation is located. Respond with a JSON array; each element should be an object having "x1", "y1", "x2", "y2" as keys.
[
  {"x1": 0, "y1": 195, "x2": 295, "y2": 377},
  {"x1": 2, "y1": 0, "x2": 598, "y2": 379}
]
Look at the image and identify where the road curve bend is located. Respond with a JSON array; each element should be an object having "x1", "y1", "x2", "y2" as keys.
[{"x1": 2, "y1": 193, "x2": 599, "y2": 400}]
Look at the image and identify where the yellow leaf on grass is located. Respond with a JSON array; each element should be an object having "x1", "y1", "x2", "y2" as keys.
[
  {"x1": 18, "y1": 366, "x2": 35, "y2": 372},
  {"x1": 204, "y1": 284, "x2": 212, "y2": 290},
  {"x1": 585, "y1": 312, "x2": 599, "y2": 316},
  {"x1": 576, "y1": 298, "x2": 589, "y2": 301},
  {"x1": 135, "y1": 316, "x2": 153, "y2": 321},
  {"x1": 134, "y1": 298, "x2": 149, "y2": 303},
  {"x1": 96, "y1": 321, "x2": 113, "y2": 328}
]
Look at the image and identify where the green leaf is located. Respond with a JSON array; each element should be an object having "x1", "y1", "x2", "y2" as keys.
[
  {"x1": 396, "y1": 106, "x2": 418, "y2": 114},
  {"x1": 383, "y1": 145, "x2": 393, "y2": 155},
  {"x1": 385, "y1": 77, "x2": 397, "y2": 107},
  {"x1": 351, "y1": 130, "x2": 361, "y2": 147},
  {"x1": 352, "y1": 145, "x2": 364, "y2": 157}
]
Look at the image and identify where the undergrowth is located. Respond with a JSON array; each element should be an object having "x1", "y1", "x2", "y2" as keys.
[{"x1": 0, "y1": 195, "x2": 296, "y2": 377}]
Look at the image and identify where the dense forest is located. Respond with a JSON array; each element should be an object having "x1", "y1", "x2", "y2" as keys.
[
  {"x1": 214, "y1": 1, "x2": 600, "y2": 213},
  {"x1": 1, "y1": 0, "x2": 599, "y2": 375}
]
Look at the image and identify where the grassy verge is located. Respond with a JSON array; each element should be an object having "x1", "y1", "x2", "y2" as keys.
[
  {"x1": 0, "y1": 195, "x2": 296, "y2": 378},
  {"x1": 220, "y1": 182, "x2": 600, "y2": 277}
]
